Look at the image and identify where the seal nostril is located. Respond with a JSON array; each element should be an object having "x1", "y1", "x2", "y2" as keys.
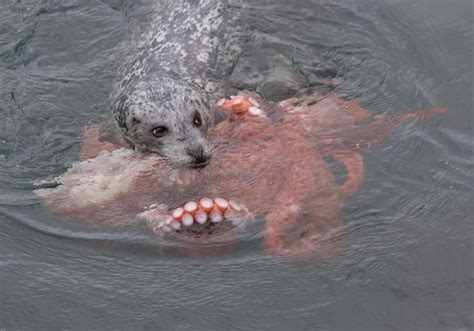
[
  {"x1": 187, "y1": 146, "x2": 210, "y2": 167},
  {"x1": 194, "y1": 152, "x2": 209, "y2": 164}
]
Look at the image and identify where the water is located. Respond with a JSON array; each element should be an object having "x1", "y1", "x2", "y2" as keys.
[{"x1": 1, "y1": 0, "x2": 472, "y2": 330}]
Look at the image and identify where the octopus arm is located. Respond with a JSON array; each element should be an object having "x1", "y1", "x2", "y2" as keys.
[
  {"x1": 263, "y1": 134, "x2": 343, "y2": 261},
  {"x1": 324, "y1": 107, "x2": 450, "y2": 151},
  {"x1": 326, "y1": 149, "x2": 365, "y2": 199},
  {"x1": 314, "y1": 107, "x2": 449, "y2": 199},
  {"x1": 79, "y1": 124, "x2": 125, "y2": 161}
]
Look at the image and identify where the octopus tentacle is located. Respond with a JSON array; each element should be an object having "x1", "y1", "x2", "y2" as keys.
[
  {"x1": 323, "y1": 107, "x2": 450, "y2": 152},
  {"x1": 80, "y1": 125, "x2": 118, "y2": 161},
  {"x1": 263, "y1": 132, "x2": 342, "y2": 260},
  {"x1": 216, "y1": 93, "x2": 266, "y2": 119},
  {"x1": 327, "y1": 149, "x2": 365, "y2": 199},
  {"x1": 79, "y1": 124, "x2": 126, "y2": 161}
]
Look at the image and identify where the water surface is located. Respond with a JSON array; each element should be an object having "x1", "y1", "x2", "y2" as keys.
[{"x1": 0, "y1": 0, "x2": 472, "y2": 329}]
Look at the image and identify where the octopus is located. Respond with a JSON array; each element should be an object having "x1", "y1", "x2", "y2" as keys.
[{"x1": 36, "y1": 90, "x2": 447, "y2": 260}]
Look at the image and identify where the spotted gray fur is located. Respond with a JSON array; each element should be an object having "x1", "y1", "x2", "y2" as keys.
[{"x1": 111, "y1": 0, "x2": 246, "y2": 167}]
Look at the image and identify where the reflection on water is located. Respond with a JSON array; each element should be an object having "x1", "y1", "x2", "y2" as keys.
[{"x1": 0, "y1": 0, "x2": 472, "y2": 329}]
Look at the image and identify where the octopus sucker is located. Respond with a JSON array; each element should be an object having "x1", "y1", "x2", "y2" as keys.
[
  {"x1": 138, "y1": 198, "x2": 251, "y2": 237},
  {"x1": 217, "y1": 94, "x2": 265, "y2": 119}
]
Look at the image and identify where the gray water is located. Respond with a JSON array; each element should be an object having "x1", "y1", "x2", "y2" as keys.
[{"x1": 0, "y1": 0, "x2": 472, "y2": 330}]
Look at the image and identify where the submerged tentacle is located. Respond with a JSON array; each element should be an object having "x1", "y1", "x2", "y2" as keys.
[
  {"x1": 325, "y1": 150, "x2": 365, "y2": 199},
  {"x1": 317, "y1": 107, "x2": 450, "y2": 152}
]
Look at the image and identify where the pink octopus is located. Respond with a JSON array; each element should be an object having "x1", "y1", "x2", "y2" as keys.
[{"x1": 36, "y1": 91, "x2": 447, "y2": 260}]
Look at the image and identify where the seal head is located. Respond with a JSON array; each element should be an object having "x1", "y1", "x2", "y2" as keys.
[
  {"x1": 115, "y1": 71, "x2": 212, "y2": 168},
  {"x1": 111, "y1": 1, "x2": 246, "y2": 168}
]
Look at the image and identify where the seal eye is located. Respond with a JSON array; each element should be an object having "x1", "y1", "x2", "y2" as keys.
[
  {"x1": 193, "y1": 112, "x2": 202, "y2": 128},
  {"x1": 152, "y1": 126, "x2": 168, "y2": 137}
]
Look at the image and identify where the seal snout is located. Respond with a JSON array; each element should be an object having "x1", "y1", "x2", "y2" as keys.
[{"x1": 186, "y1": 146, "x2": 211, "y2": 168}]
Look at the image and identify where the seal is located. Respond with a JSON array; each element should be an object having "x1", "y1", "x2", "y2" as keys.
[{"x1": 110, "y1": 1, "x2": 246, "y2": 168}]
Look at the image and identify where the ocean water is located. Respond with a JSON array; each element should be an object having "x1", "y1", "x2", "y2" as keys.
[{"x1": 0, "y1": 0, "x2": 472, "y2": 330}]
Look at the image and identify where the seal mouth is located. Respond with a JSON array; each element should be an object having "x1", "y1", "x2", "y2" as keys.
[{"x1": 190, "y1": 159, "x2": 210, "y2": 169}]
